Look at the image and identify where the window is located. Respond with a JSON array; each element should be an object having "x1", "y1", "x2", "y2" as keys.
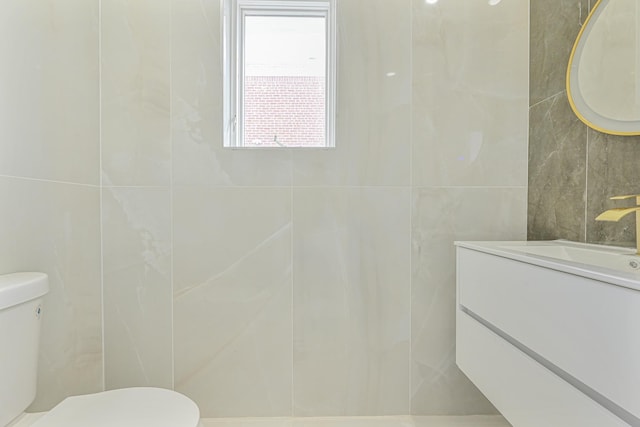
[{"x1": 223, "y1": 0, "x2": 336, "y2": 148}]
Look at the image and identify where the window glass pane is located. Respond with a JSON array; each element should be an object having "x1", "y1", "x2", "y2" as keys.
[{"x1": 243, "y1": 15, "x2": 326, "y2": 147}]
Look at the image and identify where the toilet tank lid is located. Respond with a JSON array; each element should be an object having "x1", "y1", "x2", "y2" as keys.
[{"x1": 0, "y1": 272, "x2": 49, "y2": 311}]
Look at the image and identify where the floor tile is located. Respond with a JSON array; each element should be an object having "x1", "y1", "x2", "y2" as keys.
[{"x1": 200, "y1": 416, "x2": 511, "y2": 427}]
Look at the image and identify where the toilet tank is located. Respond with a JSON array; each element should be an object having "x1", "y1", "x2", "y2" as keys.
[{"x1": 0, "y1": 273, "x2": 48, "y2": 427}]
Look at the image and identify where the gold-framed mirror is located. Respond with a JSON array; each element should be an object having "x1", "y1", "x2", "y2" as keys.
[{"x1": 567, "y1": 0, "x2": 640, "y2": 136}]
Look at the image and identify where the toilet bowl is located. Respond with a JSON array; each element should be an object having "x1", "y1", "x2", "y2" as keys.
[
  {"x1": 0, "y1": 272, "x2": 201, "y2": 427},
  {"x1": 27, "y1": 388, "x2": 200, "y2": 427}
]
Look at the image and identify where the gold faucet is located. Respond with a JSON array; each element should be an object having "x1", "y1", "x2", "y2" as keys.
[{"x1": 596, "y1": 195, "x2": 640, "y2": 255}]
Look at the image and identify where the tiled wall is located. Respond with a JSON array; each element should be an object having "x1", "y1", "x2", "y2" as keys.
[
  {"x1": 529, "y1": 0, "x2": 640, "y2": 245},
  {"x1": 106, "y1": 0, "x2": 528, "y2": 417},
  {"x1": 410, "y1": 0, "x2": 528, "y2": 414},
  {"x1": 0, "y1": 0, "x2": 528, "y2": 418},
  {"x1": 0, "y1": 0, "x2": 103, "y2": 411},
  {"x1": 100, "y1": 0, "x2": 173, "y2": 391}
]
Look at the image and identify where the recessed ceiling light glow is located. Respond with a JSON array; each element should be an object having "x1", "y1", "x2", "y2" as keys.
[
  {"x1": 488, "y1": 0, "x2": 502, "y2": 5},
  {"x1": 425, "y1": 0, "x2": 438, "y2": 4},
  {"x1": 386, "y1": 72, "x2": 397, "y2": 77}
]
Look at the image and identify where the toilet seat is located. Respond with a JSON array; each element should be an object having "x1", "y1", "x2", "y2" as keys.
[{"x1": 31, "y1": 387, "x2": 200, "y2": 427}]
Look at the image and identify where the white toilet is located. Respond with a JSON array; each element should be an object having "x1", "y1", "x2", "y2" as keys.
[{"x1": 0, "y1": 272, "x2": 201, "y2": 427}]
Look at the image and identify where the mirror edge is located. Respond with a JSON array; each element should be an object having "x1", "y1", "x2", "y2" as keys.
[{"x1": 566, "y1": 0, "x2": 640, "y2": 136}]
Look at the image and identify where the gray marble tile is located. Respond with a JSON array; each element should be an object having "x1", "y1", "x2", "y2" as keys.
[
  {"x1": 173, "y1": 187, "x2": 292, "y2": 417},
  {"x1": 291, "y1": 0, "x2": 412, "y2": 187},
  {"x1": 585, "y1": 130, "x2": 640, "y2": 246},
  {"x1": 411, "y1": 187, "x2": 526, "y2": 415},
  {"x1": 0, "y1": 0, "x2": 100, "y2": 185},
  {"x1": 292, "y1": 188, "x2": 411, "y2": 416},
  {"x1": 530, "y1": 0, "x2": 591, "y2": 106},
  {"x1": 528, "y1": 92, "x2": 587, "y2": 242},
  {"x1": 101, "y1": 0, "x2": 171, "y2": 186},
  {"x1": 102, "y1": 187, "x2": 173, "y2": 389},
  {"x1": 0, "y1": 177, "x2": 102, "y2": 411}
]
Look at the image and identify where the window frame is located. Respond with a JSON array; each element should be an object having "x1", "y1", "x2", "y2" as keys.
[{"x1": 223, "y1": 0, "x2": 336, "y2": 148}]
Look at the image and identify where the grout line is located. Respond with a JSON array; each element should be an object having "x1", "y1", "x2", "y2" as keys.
[
  {"x1": 290, "y1": 162, "x2": 295, "y2": 416},
  {"x1": 0, "y1": 174, "x2": 100, "y2": 189},
  {"x1": 167, "y1": 185, "x2": 528, "y2": 190},
  {"x1": 101, "y1": 185, "x2": 173, "y2": 189},
  {"x1": 408, "y1": 0, "x2": 413, "y2": 412},
  {"x1": 170, "y1": 185, "x2": 415, "y2": 189},
  {"x1": 169, "y1": 0, "x2": 175, "y2": 390},
  {"x1": 411, "y1": 185, "x2": 529, "y2": 189},
  {"x1": 98, "y1": 0, "x2": 106, "y2": 391},
  {"x1": 584, "y1": 129, "x2": 589, "y2": 242},
  {"x1": 525, "y1": 0, "x2": 531, "y2": 241}
]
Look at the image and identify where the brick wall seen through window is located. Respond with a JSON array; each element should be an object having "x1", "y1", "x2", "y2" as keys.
[{"x1": 244, "y1": 76, "x2": 326, "y2": 147}]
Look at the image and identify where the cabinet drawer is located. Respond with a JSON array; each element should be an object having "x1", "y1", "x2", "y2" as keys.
[
  {"x1": 457, "y1": 309, "x2": 628, "y2": 427},
  {"x1": 457, "y1": 247, "x2": 640, "y2": 419}
]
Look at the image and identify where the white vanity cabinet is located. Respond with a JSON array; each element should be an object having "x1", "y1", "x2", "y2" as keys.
[{"x1": 455, "y1": 241, "x2": 640, "y2": 427}]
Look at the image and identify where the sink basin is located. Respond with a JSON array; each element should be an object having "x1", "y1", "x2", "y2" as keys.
[
  {"x1": 498, "y1": 242, "x2": 640, "y2": 273},
  {"x1": 456, "y1": 240, "x2": 640, "y2": 292}
]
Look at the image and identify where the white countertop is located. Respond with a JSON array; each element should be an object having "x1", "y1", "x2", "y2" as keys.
[{"x1": 455, "y1": 240, "x2": 640, "y2": 292}]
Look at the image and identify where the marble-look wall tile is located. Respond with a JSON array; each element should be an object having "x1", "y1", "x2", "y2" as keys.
[
  {"x1": 528, "y1": 93, "x2": 587, "y2": 242},
  {"x1": 412, "y1": 0, "x2": 529, "y2": 188},
  {"x1": 102, "y1": 187, "x2": 173, "y2": 389},
  {"x1": 293, "y1": 188, "x2": 411, "y2": 416},
  {"x1": 528, "y1": 0, "x2": 589, "y2": 243},
  {"x1": 173, "y1": 187, "x2": 292, "y2": 417},
  {"x1": 0, "y1": 177, "x2": 102, "y2": 410},
  {"x1": 101, "y1": 0, "x2": 171, "y2": 186},
  {"x1": 585, "y1": 131, "x2": 640, "y2": 246},
  {"x1": 530, "y1": 0, "x2": 590, "y2": 105},
  {"x1": 171, "y1": 0, "x2": 292, "y2": 187},
  {"x1": 411, "y1": 187, "x2": 527, "y2": 415},
  {"x1": 291, "y1": 0, "x2": 411, "y2": 187},
  {"x1": 0, "y1": 0, "x2": 99, "y2": 185},
  {"x1": 528, "y1": 0, "x2": 640, "y2": 248}
]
